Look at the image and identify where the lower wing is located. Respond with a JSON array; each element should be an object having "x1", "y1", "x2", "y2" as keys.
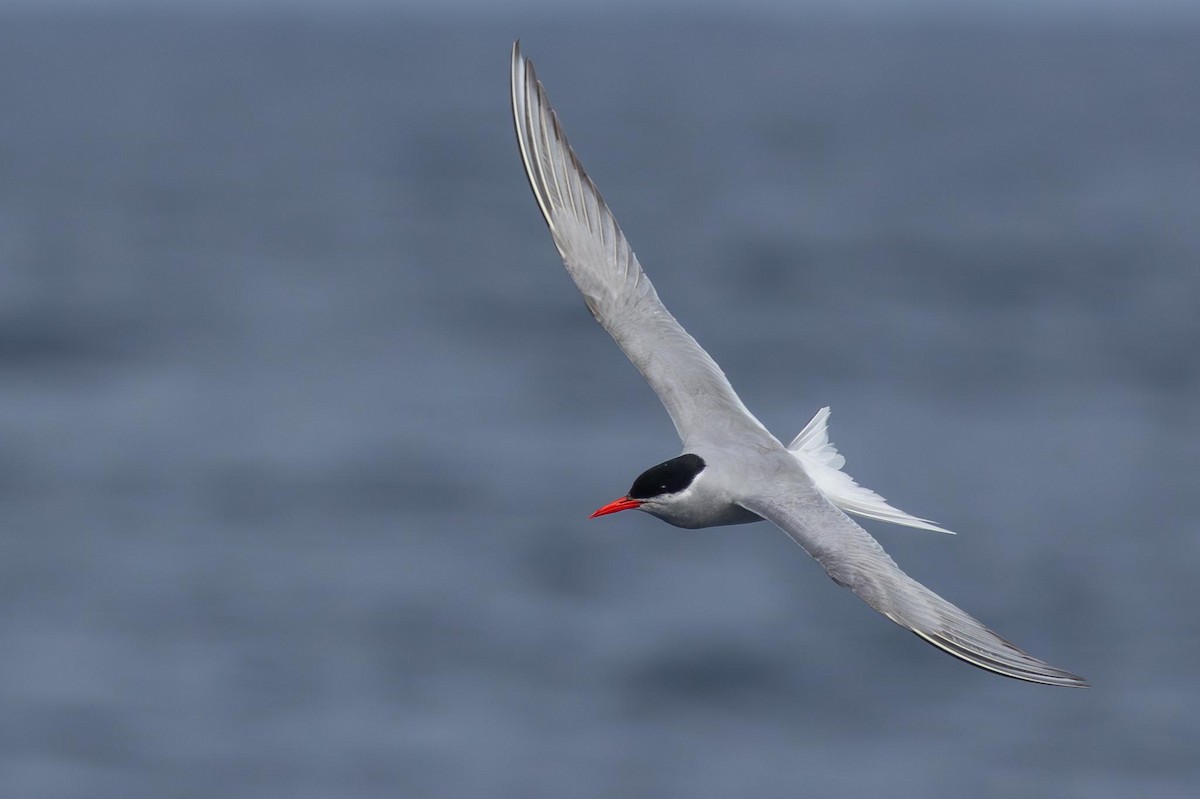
[{"x1": 739, "y1": 463, "x2": 1087, "y2": 687}]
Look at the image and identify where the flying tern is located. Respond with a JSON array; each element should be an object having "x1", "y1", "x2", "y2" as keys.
[{"x1": 511, "y1": 42, "x2": 1086, "y2": 687}]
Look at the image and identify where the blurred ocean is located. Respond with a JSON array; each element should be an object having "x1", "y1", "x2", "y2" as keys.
[{"x1": 0, "y1": 6, "x2": 1197, "y2": 798}]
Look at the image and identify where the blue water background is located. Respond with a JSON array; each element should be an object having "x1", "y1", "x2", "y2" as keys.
[{"x1": 0, "y1": 7, "x2": 1197, "y2": 798}]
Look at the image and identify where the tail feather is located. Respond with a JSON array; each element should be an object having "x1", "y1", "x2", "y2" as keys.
[{"x1": 788, "y1": 407, "x2": 955, "y2": 535}]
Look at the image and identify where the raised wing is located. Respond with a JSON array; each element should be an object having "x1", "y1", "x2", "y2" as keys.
[
  {"x1": 739, "y1": 462, "x2": 1088, "y2": 687},
  {"x1": 511, "y1": 42, "x2": 769, "y2": 447}
]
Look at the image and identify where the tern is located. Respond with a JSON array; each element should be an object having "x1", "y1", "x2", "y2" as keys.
[{"x1": 511, "y1": 42, "x2": 1086, "y2": 687}]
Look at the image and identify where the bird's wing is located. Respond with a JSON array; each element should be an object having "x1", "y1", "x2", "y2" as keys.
[
  {"x1": 738, "y1": 460, "x2": 1088, "y2": 687},
  {"x1": 511, "y1": 42, "x2": 770, "y2": 447}
]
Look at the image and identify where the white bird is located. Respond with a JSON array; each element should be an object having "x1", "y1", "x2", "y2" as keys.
[{"x1": 511, "y1": 42, "x2": 1086, "y2": 687}]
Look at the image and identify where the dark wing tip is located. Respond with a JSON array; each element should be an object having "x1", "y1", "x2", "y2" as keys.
[{"x1": 914, "y1": 628, "x2": 1090, "y2": 688}]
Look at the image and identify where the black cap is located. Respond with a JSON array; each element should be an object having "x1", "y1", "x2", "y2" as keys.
[{"x1": 629, "y1": 454, "x2": 706, "y2": 500}]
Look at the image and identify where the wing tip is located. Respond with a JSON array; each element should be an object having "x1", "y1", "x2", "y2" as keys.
[
  {"x1": 510, "y1": 40, "x2": 561, "y2": 237},
  {"x1": 511, "y1": 40, "x2": 526, "y2": 81},
  {"x1": 912, "y1": 628, "x2": 1090, "y2": 688}
]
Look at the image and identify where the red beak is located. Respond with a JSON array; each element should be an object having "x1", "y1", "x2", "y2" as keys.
[{"x1": 589, "y1": 496, "x2": 642, "y2": 518}]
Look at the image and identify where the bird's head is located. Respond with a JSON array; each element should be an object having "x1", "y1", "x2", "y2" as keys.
[{"x1": 590, "y1": 454, "x2": 707, "y2": 521}]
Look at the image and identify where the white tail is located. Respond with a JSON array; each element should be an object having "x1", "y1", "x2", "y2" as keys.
[{"x1": 788, "y1": 407, "x2": 954, "y2": 535}]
